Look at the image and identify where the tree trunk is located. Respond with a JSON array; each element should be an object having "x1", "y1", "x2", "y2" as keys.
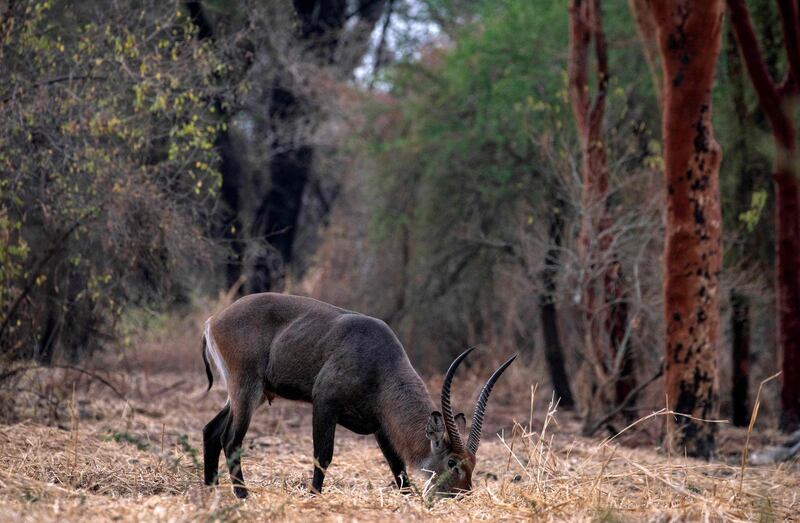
[
  {"x1": 728, "y1": 0, "x2": 800, "y2": 432},
  {"x1": 724, "y1": 24, "x2": 753, "y2": 430},
  {"x1": 607, "y1": 264, "x2": 636, "y2": 417},
  {"x1": 188, "y1": 0, "x2": 389, "y2": 294},
  {"x1": 775, "y1": 166, "x2": 800, "y2": 431},
  {"x1": 730, "y1": 289, "x2": 750, "y2": 427},
  {"x1": 649, "y1": 0, "x2": 724, "y2": 459},
  {"x1": 185, "y1": 0, "x2": 251, "y2": 291},
  {"x1": 569, "y1": 0, "x2": 635, "y2": 425},
  {"x1": 539, "y1": 196, "x2": 576, "y2": 409}
]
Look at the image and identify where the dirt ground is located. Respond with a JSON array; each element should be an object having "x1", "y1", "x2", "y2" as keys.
[{"x1": 0, "y1": 312, "x2": 798, "y2": 522}]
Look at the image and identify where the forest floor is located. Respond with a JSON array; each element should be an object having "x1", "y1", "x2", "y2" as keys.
[{"x1": 0, "y1": 309, "x2": 798, "y2": 522}]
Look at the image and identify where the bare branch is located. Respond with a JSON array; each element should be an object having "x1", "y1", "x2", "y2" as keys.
[{"x1": 727, "y1": 0, "x2": 788, "y2": 136}]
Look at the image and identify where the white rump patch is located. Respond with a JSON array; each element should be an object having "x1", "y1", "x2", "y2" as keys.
[{"x1": 205, "y1": 318, "x2": 229, "y2": 387}]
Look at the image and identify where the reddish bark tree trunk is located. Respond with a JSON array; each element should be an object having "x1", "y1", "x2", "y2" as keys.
[
  {"x1": 628, "y1": 0, "x2": 662, "y2": 108},
  {"x1": 728, "y1": 0, "x2": 800, "y2": 432},
  {"x1": 649, "y1": 0, "x2": 724, "y2": 458},
  {"x1": 569, "y1": 0, "x2": 636, "y2": 430},
  {"x1": 569, "y1": 0, "x2": 610, "y2": 397}
]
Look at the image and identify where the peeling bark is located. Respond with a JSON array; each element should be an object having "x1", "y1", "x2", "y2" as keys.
[{"x1": 649, "y1": 0, "x2": 724, "y2": 458}]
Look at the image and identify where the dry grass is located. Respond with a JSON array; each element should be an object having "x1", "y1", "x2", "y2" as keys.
[{"x1": 0, "y1": 306, "x2": 798, "y2": 521}]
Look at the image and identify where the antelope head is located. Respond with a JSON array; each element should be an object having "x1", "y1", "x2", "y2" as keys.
[{"x1": 423, "y1": 348, "x2": 517, "y2": 497}]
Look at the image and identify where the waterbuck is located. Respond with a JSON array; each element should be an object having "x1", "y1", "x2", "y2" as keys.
[{"x1": 201, "y1": 292, "x2": 516, "y2": 498}]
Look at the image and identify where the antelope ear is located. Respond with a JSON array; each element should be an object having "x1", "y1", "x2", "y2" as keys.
[
  {"x1": 426, "y1": 411, "x2": 445, "y2": 446},
  {"x1": 455, "y1": 412, "x2": 467, "y2": 435}
]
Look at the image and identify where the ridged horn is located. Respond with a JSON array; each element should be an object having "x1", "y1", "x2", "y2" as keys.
[
  {"x1": 466, "y1": 354, "x2": 517, "y2": 455},
  {"x1": 441, "y1": 347, "x2": 475, "y2": 453}
]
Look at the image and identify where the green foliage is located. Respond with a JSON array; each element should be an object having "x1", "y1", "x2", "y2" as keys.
[
  {"x1": 0, "y1": 0, "x2": 233, "y2": 362},
  {"x1": 365, "y1": 1, "x2": 568, "y2": 358},
  {"x1": 714, "y1": 17, "x2": 776, "y2": 271},
  {"x1": 364, "y1": 0, "x2": 657, "y2": 362},
  {"x1": 739, "y1": 190, "x2": 768, "y2": 232},
  {"x1": 374, "y1": 0, "x2": 570, "y2": 240}
]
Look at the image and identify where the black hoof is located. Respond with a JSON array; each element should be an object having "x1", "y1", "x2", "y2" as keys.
[{"x1": 233, "y1": 486, "x2": 248, "y2": 499}]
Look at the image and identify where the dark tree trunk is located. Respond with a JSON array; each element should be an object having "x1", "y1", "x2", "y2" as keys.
[
  {"x1": 262, "y1": 146, "x2": 312, "y2": 264},
  {"x1": 775, "y1": 167, "x2": 800, "y2": 431},
  {"x1": 725, "y1": 25, "x2": 753, "y2": 429},
  {"x1": 539, "y1": 196, "x2": 575, "y2": 410},
  {"x1": 184, "y1": 0, "x2": 250, "y2": 290},
  {"x1": 187, "y1": 1, "x2": 389, "y2": 294},
  {"x1": 217, "y1": 123, "x2": 247, "y2": 290},
  {"x1": 730, "y1": 289, "x2": 751, "y2": 427},
  {"x1": 649, "y1": 0, "x2": 724, "y2": 459},
  {"x1": 608, "y1": 272, "x2": 636, "y2": 417},
  {"x1": 36, "y1": 296, "x2": 60, "y2": 365}
]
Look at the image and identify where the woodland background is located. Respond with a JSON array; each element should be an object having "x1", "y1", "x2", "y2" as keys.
[{"x1": 1, "y1": 0, "x2": 799, "y2": 469}]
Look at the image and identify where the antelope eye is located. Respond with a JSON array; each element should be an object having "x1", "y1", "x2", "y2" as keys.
[{"x1": 447, "y1": 458, "x2": 457, "y2": 469}]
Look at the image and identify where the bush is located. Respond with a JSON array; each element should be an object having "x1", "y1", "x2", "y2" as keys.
[{"x1": 0, "y1": 1, "x2": 230, "y2": 363}]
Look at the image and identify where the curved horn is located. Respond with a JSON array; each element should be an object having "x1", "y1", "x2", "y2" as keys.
[
  {"x1": 441, "y1": 347, "x2": 475, "y2": 453},
  {"x1": 467, "y1": 354, "x2": 517, "y2": 455}
]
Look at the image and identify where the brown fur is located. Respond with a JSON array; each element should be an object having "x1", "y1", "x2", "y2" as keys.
[{"x1": 202, "y1": 293, "x2": 482, "y2": 497}]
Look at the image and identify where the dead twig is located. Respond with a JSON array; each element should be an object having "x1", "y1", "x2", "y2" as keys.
[{"x1": 738, "y1": 371, "x2": 781, "y2": 498}]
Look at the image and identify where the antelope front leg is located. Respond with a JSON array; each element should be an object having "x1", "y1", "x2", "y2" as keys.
[
  {"x1": 311, "y1": 401, "x2": 337, "y2": 494},
  {"x1": 375, "y1": 430, "x2": 410, "y2": 491}
]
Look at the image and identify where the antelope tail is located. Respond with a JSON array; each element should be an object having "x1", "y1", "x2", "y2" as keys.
[{"x1": 202, "y1": 336, "x2": 214, "y2": 392}]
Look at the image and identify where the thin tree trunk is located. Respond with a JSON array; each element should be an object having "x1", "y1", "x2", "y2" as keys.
[
  {"x1": 607, "y1": 263, "x2": 636, "y2": 416},
  {"x1": 649, "y1": 0, "x2": 724, "y2": 458},
  {"x1": 539, "y1": 197, "x2": 576, "y2": 410},
  {"x1": 775, "y1": 167, "x2": 800, "y2": 430},
  {"x1": 569, "y1": 0, "x2": 609, "y2": 396},
  {"x1": 728, "y1": 0, "x2": 800, "y2": 432},
  {"x1": 185, "y1": 0, "x2": 250, "y2": 291},
  {"x1": 731, "y1": 289, "x2": 751, "y2": 427},
  {"x1": 725, "y1": 24, "x2": 752, "y2": 430},
  {"x1": 569, "y1": 0, "x2": 635, "y2": 425}
]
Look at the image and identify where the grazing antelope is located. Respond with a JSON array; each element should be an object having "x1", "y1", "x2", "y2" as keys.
[{"x1": 201, "y1": 293, "x2": 516, "y2": 498}]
